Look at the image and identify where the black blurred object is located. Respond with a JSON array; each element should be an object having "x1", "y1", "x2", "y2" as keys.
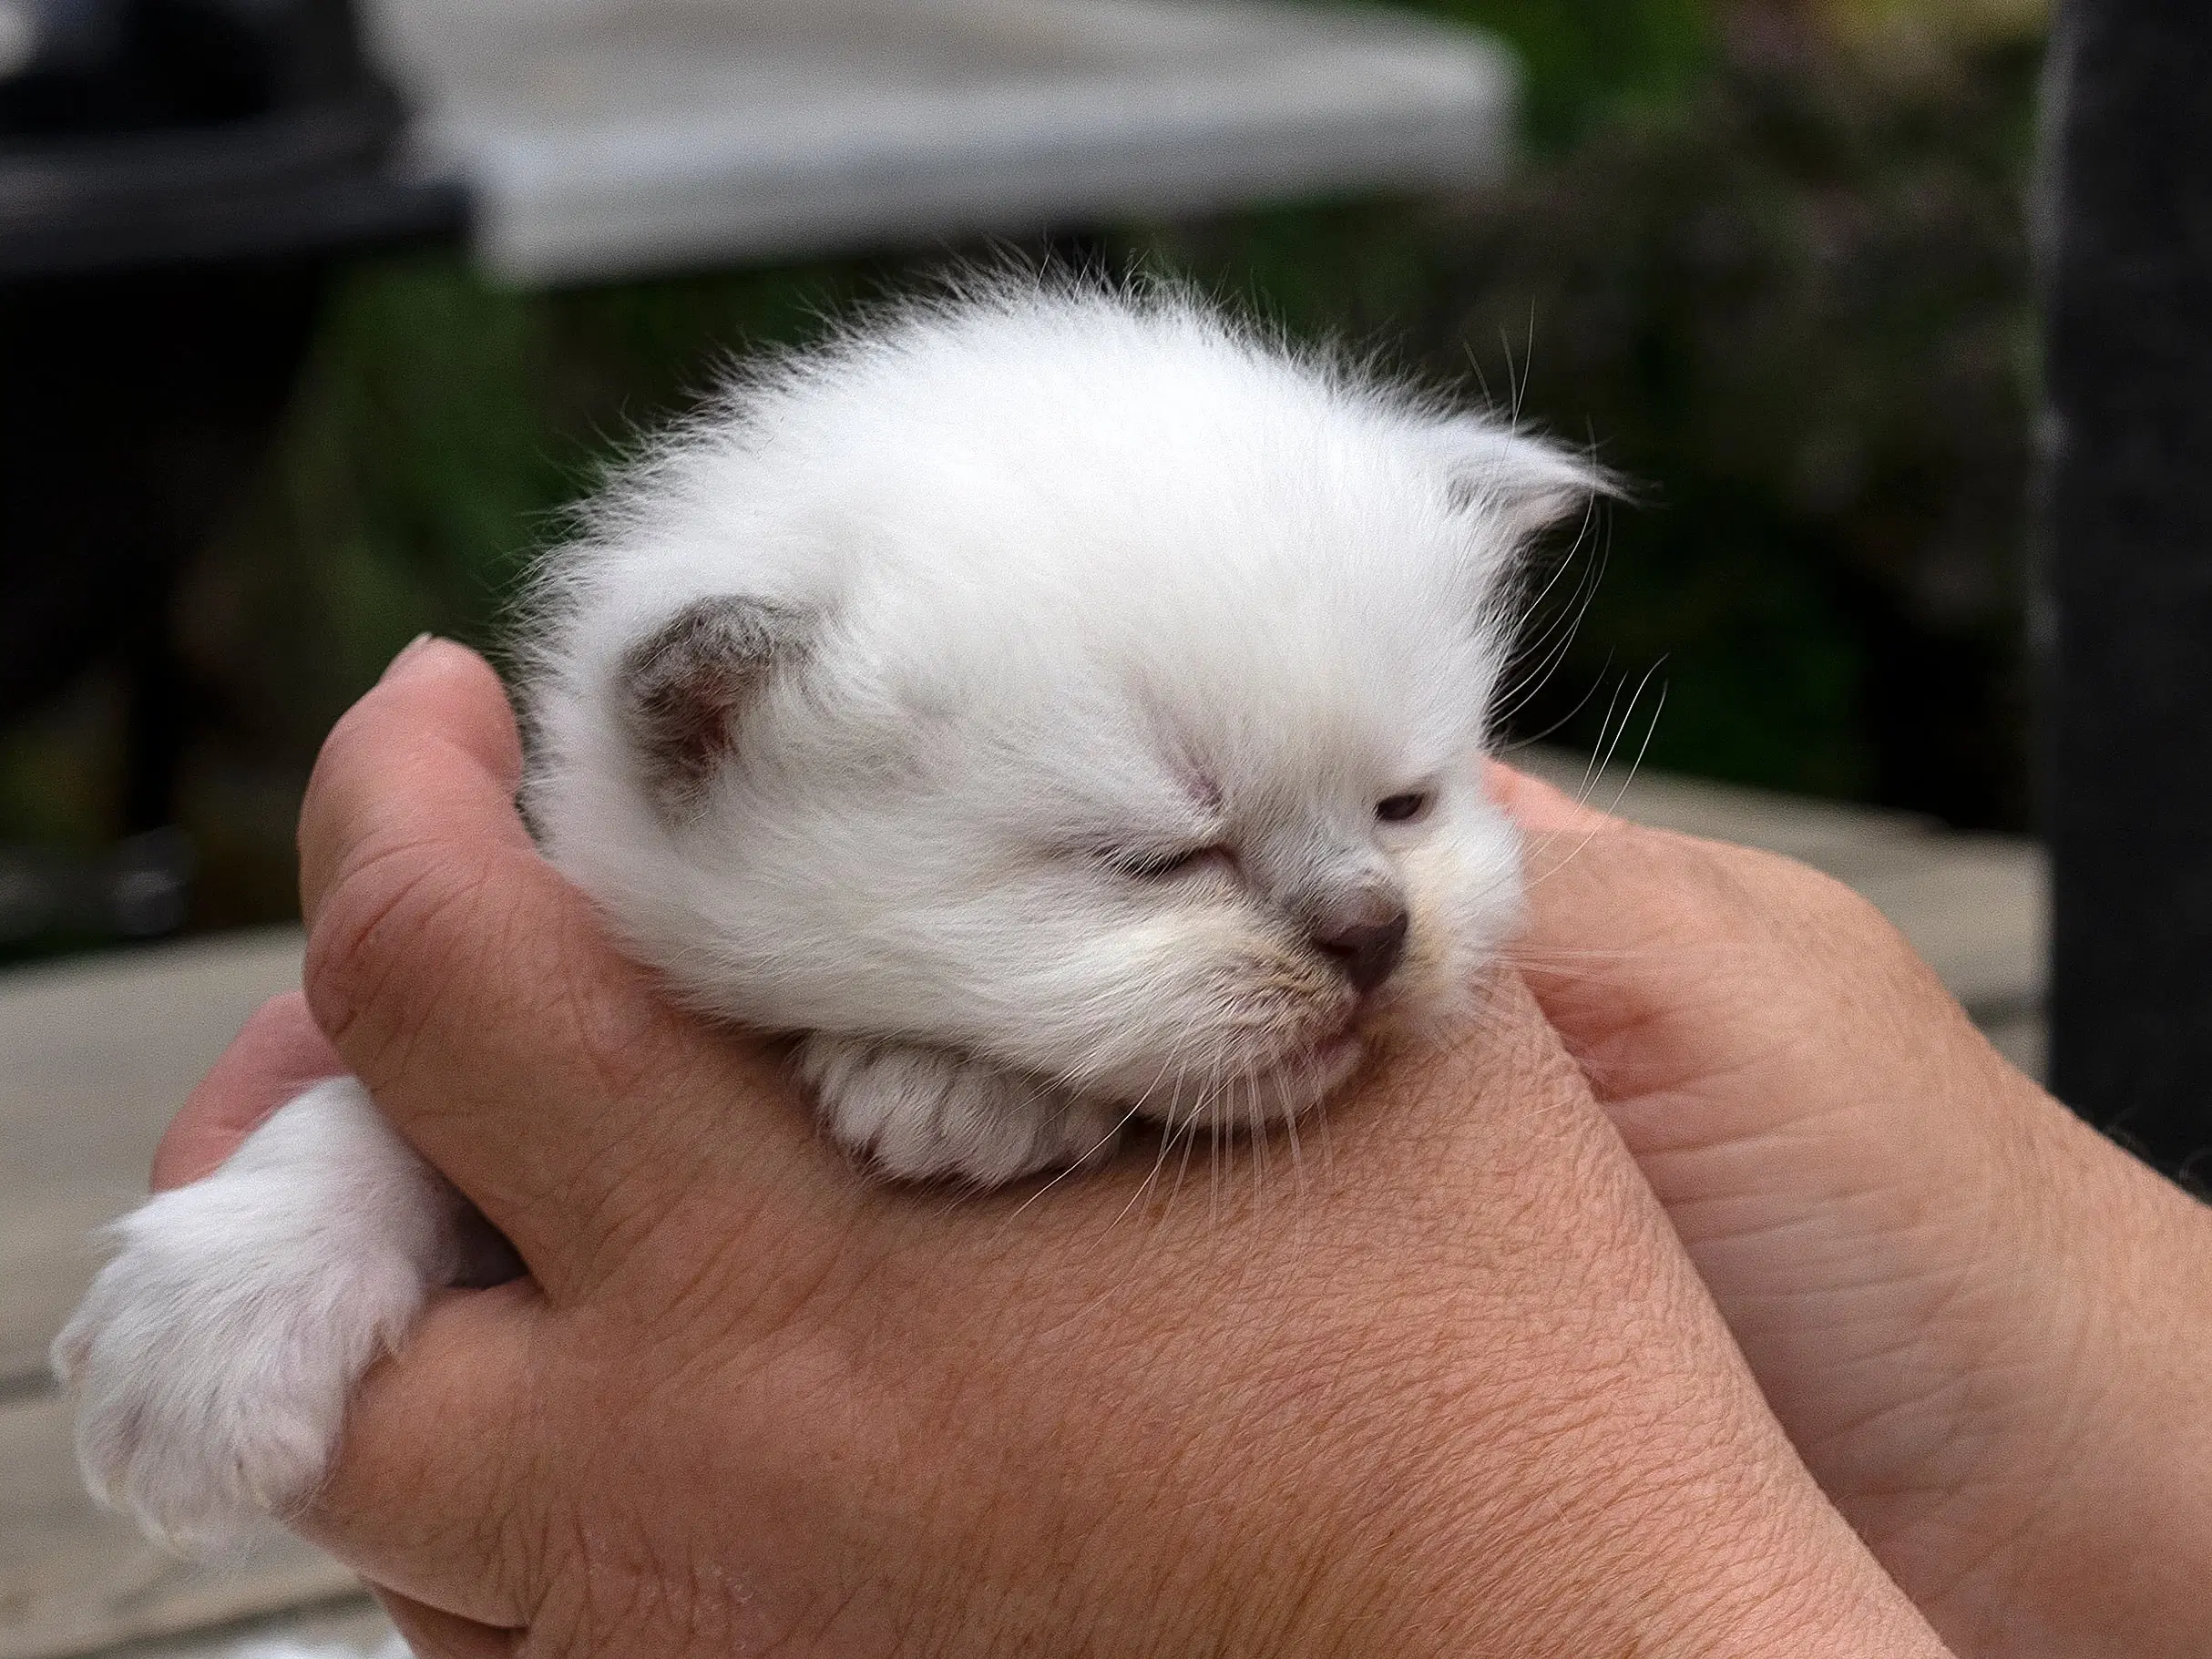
[
  {"x1": 2043, "y1": 0, "x2": 2212, "y2": 1183},
  {"x1": 0, "y1": 826, "x2": 195, "y2": 947},
  {"x1": 0, "y1": 0, "x2": 464, "y2": 946},
  {"x1": 0, "y1": 263, "x2": 328, "y2": 824},
  {"x1": 0, "y1": 0, "x2": 460, "y2": 274}
]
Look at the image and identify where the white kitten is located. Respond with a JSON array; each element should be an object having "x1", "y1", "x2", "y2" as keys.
[{"x1": 54, "y1": 283, "x2": 1603, "y2": 1552}]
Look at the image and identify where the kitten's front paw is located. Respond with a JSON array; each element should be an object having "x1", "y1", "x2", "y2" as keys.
[
  {"x1": 52, "y1": 1173, "x2": 431, "y2": 1551},
  {"x1": 799, "y1": 1038, "x2": 1123, "y2": 1185},
  {"x1": 51, "y1": 1079, "x2": 456, "y2": 1551}
]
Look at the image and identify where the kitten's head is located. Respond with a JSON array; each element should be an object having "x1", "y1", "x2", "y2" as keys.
[{"x1": 528, "y1": 288, "x2": 1604, "y2": 1130}]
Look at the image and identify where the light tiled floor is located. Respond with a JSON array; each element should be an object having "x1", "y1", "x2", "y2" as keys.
[{"x1": 0, "y1": 758, "x2": 2045, "y2": 1658}]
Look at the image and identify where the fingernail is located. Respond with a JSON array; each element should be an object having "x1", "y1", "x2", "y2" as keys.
[{"x1": 380, "y1": 632, "x2": 438, "y2": 682}]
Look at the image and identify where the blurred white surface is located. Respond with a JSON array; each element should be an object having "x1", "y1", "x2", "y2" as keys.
[
  {"x1": 0, "y1": 930, "x2": 306, "y2": 1393},
  {"x1": 0, "y1": 1, "x2": 36, "y2": 81},
  {"x1": 361, "y1": 0, "x2": 1516, "y2": 283},
  {"x1": 0, "y1": 933, "x2": 349, "y2": 1659}
]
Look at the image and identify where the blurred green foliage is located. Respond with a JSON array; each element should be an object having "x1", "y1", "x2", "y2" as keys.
[
  {"x1": 0, "y1": 0, "x2": 2048, "y2": 940},
  {"x1": 1146, "y1": 17, "x2": 2043, "y2": 819},
  {"x1": 1405, "y1": 0, "x2": 1717, "y2": 145}
]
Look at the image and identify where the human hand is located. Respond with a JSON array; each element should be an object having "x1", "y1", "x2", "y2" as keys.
[
  {"x1": 155, "y1": 640, "x2": 1951, "y2": 1658},
  {"x1": 1488, "y1": 762, "x2": 2212, "y2": 1659},
  {"x1": 149, "y1": 991, "x2": 343, "y2": 1191}
]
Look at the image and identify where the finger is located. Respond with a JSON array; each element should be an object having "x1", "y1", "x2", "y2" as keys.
[
  {"x1": 295, "y1": 640, "x2": 851, "y2": 1299},
  {"x1": 152, "y1": 993, "x2": 346, "y2": 1190},
  {"x1": 1482, "y1": 756, "x2": 1622, "y2": 835},
  {"x1": 1512, "y1": 827, "x2": 1752, "y2": 1086},
  {"x1": 296, "y1": 636, "x2": 528, "y2": 928},
  {"x1": 1490, "y1": 757, "x2": 1941, "y2": 1112},
  {"x1": 1486, "y1": 757, "x2": 1779, "y2": 1090},
  {"x1": 373, "y1": 1588, "x2": 518, "y2": 1659},
  {"x1": 298, "y1": 1281, "x2": 542, "y2": 1628},
  {"x1": 1486, "y1": 754, "x2": 1685, "y2": 1043}
]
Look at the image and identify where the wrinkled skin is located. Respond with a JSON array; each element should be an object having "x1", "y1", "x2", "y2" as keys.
[
  {"x1": 151, "y1": 637, "x2": 2209, "y2": 1657},
  {"x1": 1490, "y1": 765, "x2": 2212, "y2": 1659}
]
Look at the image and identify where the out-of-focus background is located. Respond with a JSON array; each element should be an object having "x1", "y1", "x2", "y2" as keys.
[
  {"x1": 1, "y1": 0, "x2": 2049, "y2": 960},
  {"x1": 3, "y1": 0, "x2": 2168, "y2": 1651}
]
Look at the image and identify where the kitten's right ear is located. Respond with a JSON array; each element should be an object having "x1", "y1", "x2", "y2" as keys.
[
  {"x1": 1433, "y1": 420, "x2": 1619, "y2": 542},
  {"x1": 620, "y1": 595, "x2": 809, "y2": 815}
]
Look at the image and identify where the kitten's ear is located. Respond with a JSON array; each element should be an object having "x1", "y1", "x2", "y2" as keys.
[
  {"x1": 620, "y1": 594, "x2": 809, "y2": 815},
  {"x1": 1434, "y1": 420, "x2": 1617, "y2": 541}
]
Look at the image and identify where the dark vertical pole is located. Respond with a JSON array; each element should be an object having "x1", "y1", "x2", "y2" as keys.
[{"x1": 2043, "y1": 1, "x2": 2212, "y2": 1181}]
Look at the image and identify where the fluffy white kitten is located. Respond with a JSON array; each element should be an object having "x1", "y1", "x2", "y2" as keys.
[{"x1": 54, "y1": 285, "x2": 1602, "y2": 1555}]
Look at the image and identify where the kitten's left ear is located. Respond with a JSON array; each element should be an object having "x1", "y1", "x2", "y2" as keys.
[
  {"x1": 620, "y1": 593, "x2": 810, "y2": 815},
  {"x1": 1432, "y1": 420, "x2": 1617, "y2": 541}
]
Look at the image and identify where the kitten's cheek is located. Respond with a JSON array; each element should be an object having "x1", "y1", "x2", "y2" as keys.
[
  {"x1": 1390, "y1": 913, "x2": 1449, "y2": 997},
  {"x1": 1394, "y1": 857, "x2": 1502, "y2": 993},
  {"x1": 1443, "y1": 819, "x2": 1526, "y2": 932}
]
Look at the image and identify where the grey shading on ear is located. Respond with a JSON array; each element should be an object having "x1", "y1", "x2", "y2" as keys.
[
  {"x1": 1434, "y1": 419, "x2": 1619, "y2": 541},
  {"x1": 620, "y1": 595, "x2": 806, "y2": 815}
]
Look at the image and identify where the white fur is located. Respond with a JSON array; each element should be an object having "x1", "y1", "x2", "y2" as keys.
[
  {"x1": 55, "y1": 283, "x2": 1600, "y2": 1558},
  {"x1": 53, "y1": 1077, "x2": 469, "y2": 1549}
]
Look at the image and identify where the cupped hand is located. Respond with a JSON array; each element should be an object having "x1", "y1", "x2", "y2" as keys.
[
  {"x1": 156, "y1": 640, "x2": 1947, "y2": 1659},
  {"x1": 1489, "y1": 763, "x2": 2212, "y2": 1659}
]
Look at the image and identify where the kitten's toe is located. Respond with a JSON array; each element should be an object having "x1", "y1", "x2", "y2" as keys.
[
  {"x1": 800, "y1": 1038, "x2": 1122, "y2": 1186},
  {"x1": 54, "y1": 1177, "x2": 430, "y2": 1551},
  {"x1": 1029, "y1": 1095, "x2": 1129, "y2": 1173}
]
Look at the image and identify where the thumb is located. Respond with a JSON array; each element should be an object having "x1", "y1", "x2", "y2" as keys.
[
  {"x1": 295, "y1": 638, "x2": 849, "y2": 1303},
  {"x1": 1485, "y1": 757, "x2": 1823, "y2": 1103}
]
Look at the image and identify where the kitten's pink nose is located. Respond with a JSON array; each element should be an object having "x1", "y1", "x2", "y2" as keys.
[{"x1": 1310, "y1": 904, "x2": 1408, "y2": 997}]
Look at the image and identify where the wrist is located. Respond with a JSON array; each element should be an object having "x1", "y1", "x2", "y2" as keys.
[
  {"x1": 1274, "y1": 1408, "x2": 1952, "y2": 1659},
  {"x1": 1830, "y1": 1064, "x2": 2212, "y2": 1659},
  {"x1": 1944, "y1": 1102, "x2": 2212, "y2": 1659},
  {"x1": 1162, "y1": 1257, "x2": 1957, "y2": 1659}
]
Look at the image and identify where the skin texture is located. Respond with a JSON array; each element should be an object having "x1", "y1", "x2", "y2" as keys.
[
  {"x1": 1489, "y1": 766, "x2": 2212, "y2": 1659},
  {"x1": 151, "y1": 637, "x2": 2212, "y2": 1656},
  {"x1": 158, "y1": 638, "x2": 1953, "y2": 1659}
]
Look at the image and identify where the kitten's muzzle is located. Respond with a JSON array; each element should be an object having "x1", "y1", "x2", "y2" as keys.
[{"x1": 1309, "y1": 903, "x2": 1409, "y2": 997}]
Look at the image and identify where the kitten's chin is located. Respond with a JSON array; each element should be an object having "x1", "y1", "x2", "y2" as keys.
[
  {"x1": 1264, "y1": 1030, "x2": 1369, "y2": 1116},
  {"x1": 1133, "y1": 1030, "x2": 1367, "y2": 1132}
]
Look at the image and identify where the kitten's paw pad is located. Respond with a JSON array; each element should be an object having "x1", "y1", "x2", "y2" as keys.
[
  {"x1": 53, "y1": 1177, "x2": 429, "y2": 1551},
  {"x1": 800, "y1": 1039, "x2": 1123, "y2": 1185}
]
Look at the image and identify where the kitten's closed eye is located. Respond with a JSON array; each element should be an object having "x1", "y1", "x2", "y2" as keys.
[{"x1": 1110, "y1": 844, "x2": 1231, "y2": 880}]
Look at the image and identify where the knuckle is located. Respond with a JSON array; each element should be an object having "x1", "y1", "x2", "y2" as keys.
[
  {"x1": 1651, "y1": 831, "x2": 1942, "y2": 1009},
  {"x1": 1761, "y1": 856, "x2": 1913, "y2": 960},
  {"x1": 1657, "y1": 830, "x2": 1899, "y2": 947},
  {"x1": 304, "y1": 829, "x2": 492, "y2": 1067}
]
